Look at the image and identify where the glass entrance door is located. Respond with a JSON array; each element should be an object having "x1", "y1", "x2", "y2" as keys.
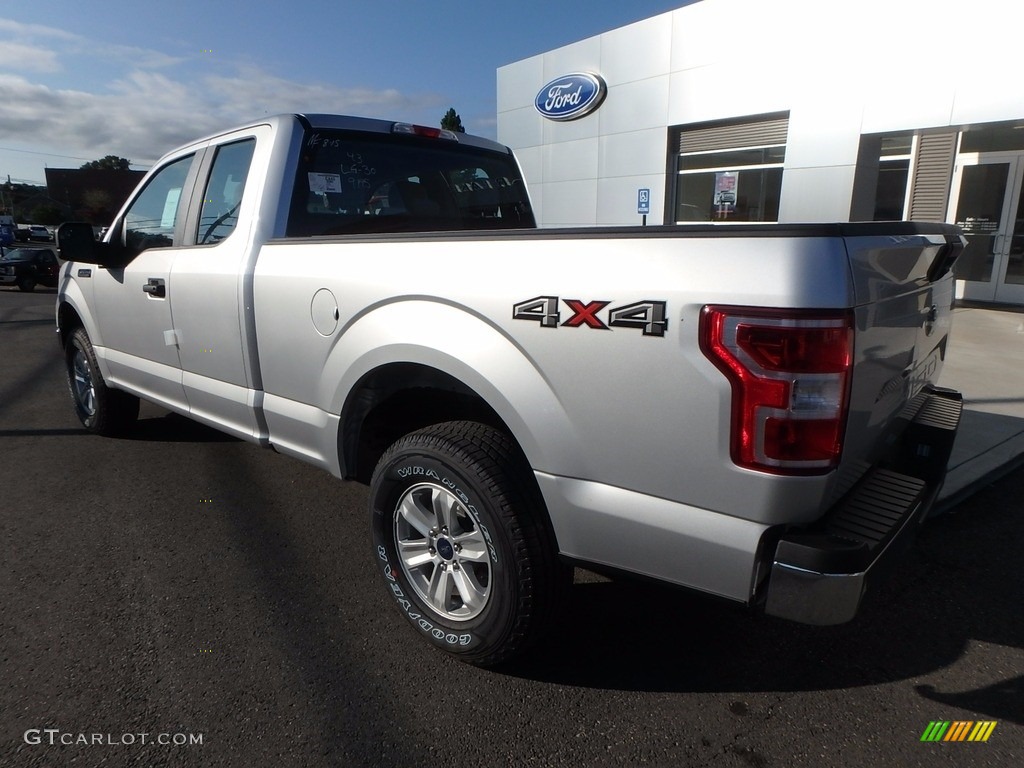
[{"x1": 948, "y1": 153, "x2": 1024, "y2": 304}]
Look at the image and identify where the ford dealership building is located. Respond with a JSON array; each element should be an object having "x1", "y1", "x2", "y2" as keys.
[{"x1": 496, "y1": 0, "x2": 1024, "y2": 306}]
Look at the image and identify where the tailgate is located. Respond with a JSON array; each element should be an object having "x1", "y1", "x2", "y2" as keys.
[
  {"x1": 762, "y1": 223, "x2": 965, "y2": 625},
  {"x1": 829, "y1": 223, "x2": 965, "y2": 501}
]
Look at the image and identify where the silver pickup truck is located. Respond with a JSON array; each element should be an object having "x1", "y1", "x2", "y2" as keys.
[{"x1": 56, "y1": 114, "x2": 964, "y2": 666}]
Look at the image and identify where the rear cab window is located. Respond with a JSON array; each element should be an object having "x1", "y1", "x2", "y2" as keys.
[
  {"x1": 286, "y1": 129, "x2": 534, "y2": 237},
  {"x1": 197, "y1": 139, "x2": 256, "y2": 245}
]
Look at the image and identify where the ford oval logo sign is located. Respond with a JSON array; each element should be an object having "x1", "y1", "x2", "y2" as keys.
[{"x1": 535, "y1": 73, "x2": 607, "y2": 122}]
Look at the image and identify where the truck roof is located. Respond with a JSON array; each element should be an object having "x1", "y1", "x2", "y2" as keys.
[
  {"x1": 299, "y1": 114, "x2": 513, "y2": 154},
  {"x1": 174, "y1": 114, "x2": 513, "y2": 157}
]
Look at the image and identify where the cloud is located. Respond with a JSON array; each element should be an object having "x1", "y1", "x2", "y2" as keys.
[
  {"x1": 0, "y1": 67, "x2": 448, "y2": 168},
  {"x1": 0, "y1": 16, "x2": 185, "y2": 72},
  {"x1": 103, "y1": 43, "x2": 186, "y2": 69},
  {"x1": 0, "y1": 41, "x2": 61, "y2": 72},
  {"x1": 0, "y1": 16, "x2": 453, "y2": 173},
  {"x1": 0, "y1": 74, "x2": 212, "y2": 166},
  {"x1": 204, "y1": 66, "x2": 443, "y2": 119},
  {"x1": 0, "y1": 18, "x2": 78, "y2": 41}
]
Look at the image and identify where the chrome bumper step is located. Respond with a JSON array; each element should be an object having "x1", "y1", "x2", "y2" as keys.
[{"x1": 764, "y1": 387, "x2": 962, "y2": 625}]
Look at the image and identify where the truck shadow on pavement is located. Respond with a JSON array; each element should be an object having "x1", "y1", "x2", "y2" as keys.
[
  {"x1": 506, "y1": 467, "x2": 1023, "y2": 726},
  {"x1": 126, "y1": 411, "x2": 241, "y2": 443}
]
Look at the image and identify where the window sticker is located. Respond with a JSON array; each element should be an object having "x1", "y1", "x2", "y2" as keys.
[
  {"x1": 161, "y1": 188, "x2": 182, "y2": 228},
  {"x1": 222, "y1": 175, "x2": 242, "y2": 204},
  {"x1": 308, "y1": 172, "x2": 343, "y2": 194}
]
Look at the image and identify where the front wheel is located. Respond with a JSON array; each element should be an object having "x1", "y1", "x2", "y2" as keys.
[
  {"x1": 65, "y1": 326, "x2": 140, "y2": 435},
  {"x1": 370, "y1": 421, "x2": 569, "y2": 666},
  {"x1": 17, "y1": 276, "x2": 35, "y2": 292}
]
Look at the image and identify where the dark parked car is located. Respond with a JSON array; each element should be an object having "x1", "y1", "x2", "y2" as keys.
[
  {"x1": 28, "y1": 225, "x2": 53, "y2": 242},
  {"x1": 0, "y1": 247, "x2": 60, "y2": 291}
]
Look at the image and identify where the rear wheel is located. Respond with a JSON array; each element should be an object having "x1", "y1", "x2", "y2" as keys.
[
  {"x1": 370, "y1": 421, "x2": 569, "y2": 666},
  {"x1": 66, "y1": 327, "x2": 139, "y2": 435}
]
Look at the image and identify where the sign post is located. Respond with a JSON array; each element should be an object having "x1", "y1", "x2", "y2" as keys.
[{"x1": 637, "y1": 188, "x2": 650, "y2": 226}]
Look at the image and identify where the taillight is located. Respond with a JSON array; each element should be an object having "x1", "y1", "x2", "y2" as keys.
[
  {"x1": 700, "y1": 306, "x2": 853, "y2": 474},
  {"x1": 391, "y1": 123, "x2": 459, "y2": 141}
]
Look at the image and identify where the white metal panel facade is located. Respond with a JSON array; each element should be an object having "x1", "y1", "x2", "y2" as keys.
[{"x1": 497, "y1": 0, "x2": 1024, "y2": 228}]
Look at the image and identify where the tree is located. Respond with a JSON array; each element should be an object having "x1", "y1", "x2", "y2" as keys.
[
  {"x1": 80, "y1": 155, "x2": 132, "y2": 171},
  {"x1": 440, "y1": 108, "x2": 465, "y2": 133},
  {"x1": 30, "y1": 204, "x2": 64, "y2": 226},
  {"x1": 79, "y1": 189, "x2": 115, "y2": 222}
]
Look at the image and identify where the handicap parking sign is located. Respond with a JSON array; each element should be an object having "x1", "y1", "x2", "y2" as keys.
[{"x1": 637, "y1": 188, "x2": 650, "y2": 215}]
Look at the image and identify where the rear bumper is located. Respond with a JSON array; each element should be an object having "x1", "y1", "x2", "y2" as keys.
[{"x1": 763, "y1": 386, "x2": 962, "y2": 625}]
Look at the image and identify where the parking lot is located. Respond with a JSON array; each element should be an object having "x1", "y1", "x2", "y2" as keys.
[{"x1": 1, "y1": 287, "x2": 1022, "y2": 767}]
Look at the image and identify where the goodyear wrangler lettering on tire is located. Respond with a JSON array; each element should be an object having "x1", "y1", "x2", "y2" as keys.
[
  {"x1": 391, "y1": 465, "x2": 498, "y2": 564},
  {"x1": 397, "y1": 466, "x2": 443, "y2": 480},
  {"x1": 369, "y1": 421, "x2": 570, "y2": 666},
  {"x1": 375, "y1": 541, "x2": 475, "y2": 647},
  {"x1": 390, "y1": 477, "x2": 492, "y2": 621}
]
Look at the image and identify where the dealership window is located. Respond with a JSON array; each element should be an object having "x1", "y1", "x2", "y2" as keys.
[
  {"x1": 960, "y1": 122, "x2": 1024, "y2": 153},
  {"x1": 872, "y1": 136, "x2": 912, "y2": 220},
  {"x1": 671, "y1": 114, "x2": 788, "y2": 223}
]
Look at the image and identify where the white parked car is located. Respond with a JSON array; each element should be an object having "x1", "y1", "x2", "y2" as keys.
[{"x1": 28, "y1": 225, "x2": 53, "y2": 242}]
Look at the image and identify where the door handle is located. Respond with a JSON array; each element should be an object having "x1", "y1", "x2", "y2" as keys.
[{"x1": 143, "y1": 278, "x2": 166, "y2": 298}]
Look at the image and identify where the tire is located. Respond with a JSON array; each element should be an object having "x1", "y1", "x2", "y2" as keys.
[
  {"x1": 370, "y1": 421, "x2": 569, "y2": 666},
  {"x1": 65, "y1": 326, "x2": 140, "y2": 435},
  {"x1": 17, "y1": 276, "x2": 35, "y2": 292}
]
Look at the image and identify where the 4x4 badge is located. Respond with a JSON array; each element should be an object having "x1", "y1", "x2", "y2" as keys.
[{"x1": 513, "y1": 296, "x2": 668, "y2": 337}]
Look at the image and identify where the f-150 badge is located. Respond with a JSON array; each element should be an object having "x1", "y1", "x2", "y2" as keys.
[{"x1": 513, "y1": 296, "x2": 668, "y2": 337}]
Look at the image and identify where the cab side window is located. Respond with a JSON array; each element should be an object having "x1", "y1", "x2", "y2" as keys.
[
  {"x1": 123, "y1": 154, "x2": 194, "y2": 253},
  {"x1": 197, "y1": 139, "x2": 256, "y2": 245}
]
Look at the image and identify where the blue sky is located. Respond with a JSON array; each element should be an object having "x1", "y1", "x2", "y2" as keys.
[{"x1": 0, "y1": 1, "x2": 695, "y2": 186}]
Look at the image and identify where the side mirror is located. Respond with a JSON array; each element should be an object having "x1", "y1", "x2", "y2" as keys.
[{"x1": 57, "y1": 222, "x2": 123, "y2": 266}]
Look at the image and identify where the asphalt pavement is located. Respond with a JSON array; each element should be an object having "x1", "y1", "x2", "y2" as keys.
[
  {"x1": 936, "y1": 302, "x2": 1024, "y2": 510},
  {"x1": 1, "y1": 287, "x2": 1022, "y2": 767}
]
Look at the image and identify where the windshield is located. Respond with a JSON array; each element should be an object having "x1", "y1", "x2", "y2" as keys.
[
  {"x1": 287, "y1": 129, "x2": 534, "y2": 237},
  {"x1": 0, "y1": 249, "x2": 34, "y2": 261}
]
